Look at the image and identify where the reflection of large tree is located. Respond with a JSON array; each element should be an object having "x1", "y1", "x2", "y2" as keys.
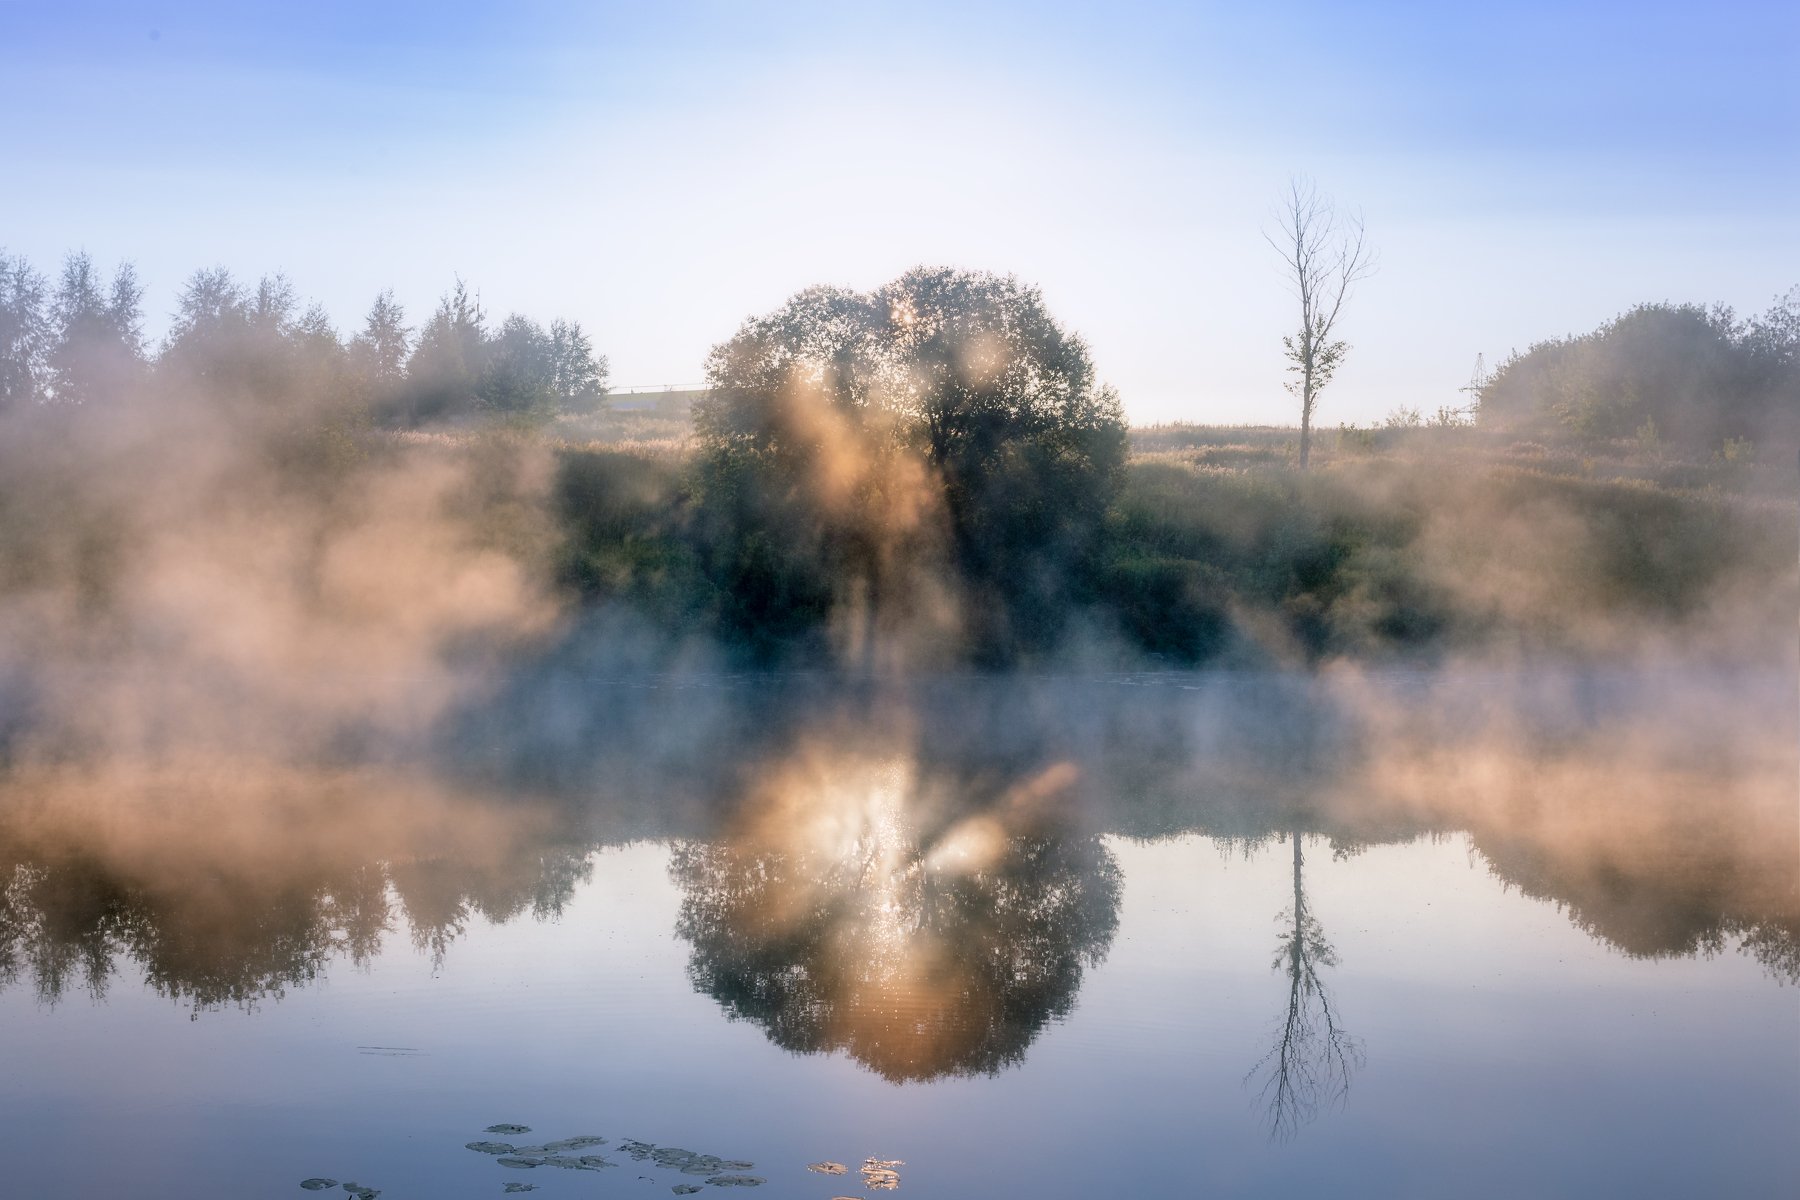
[
  {"x1": 3, "y1": 670, "x2": 1794, "y2": 1033},
  {"x1": 671, "y1": 756, "x2": 1120, "y2": 1082},
  {"x1": 1247, "y1": 830, "x2": 1362, "y2": 1140}
]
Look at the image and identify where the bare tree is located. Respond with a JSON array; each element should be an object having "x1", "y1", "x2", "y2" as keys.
[{"x1": 1267, "y1": 179, "x2": 1375, "y2": 469}]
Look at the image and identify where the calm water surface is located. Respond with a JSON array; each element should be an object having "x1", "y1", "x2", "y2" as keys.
[{"x1": 1, "y1": 669, "x2": 1795, "y2": 1198}]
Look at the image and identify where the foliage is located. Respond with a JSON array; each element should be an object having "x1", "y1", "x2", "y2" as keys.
[
  {"x1": 553, "y1": 446, "x2": 711, "y2": 627},
  {"x1": 1480, "y1": 293, "x2": 1800, "y2": 450},
  {"x1": 694, "y1": 267, "x2": 1127, "y2": 662},
  {"x1": 0, "y1": 252, "x2": 50, "y2": 410},
  {"x1": 47, "y1": 252, "x2": 145, "y2": 406},
  {"x1": 390, "y1": 281, "x2": 607, "y2": 428}
]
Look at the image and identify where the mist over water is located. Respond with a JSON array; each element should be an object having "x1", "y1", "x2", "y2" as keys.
[
  {"x1": 1, "y1": 257, "x2": 1795, "y2": 1199},
  {"x1": 4, "y1": 667, "x2": 1793, "y2": 1009},
  {"x1": 1, "y1": 663, "x2": 1795, "y2": 1197}
]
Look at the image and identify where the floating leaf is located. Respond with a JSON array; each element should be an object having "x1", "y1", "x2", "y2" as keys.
[{"x1": 860, "y1": 1159, "x2": 903, "y2": 1191}]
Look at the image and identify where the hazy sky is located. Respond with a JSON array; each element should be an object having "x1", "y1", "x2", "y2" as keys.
[{"x1": 6, "y1": 0, "x2": 1796, "y2": 425}]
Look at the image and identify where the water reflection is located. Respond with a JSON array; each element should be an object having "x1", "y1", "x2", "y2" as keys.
[
  {"x1": 0, "y1": 670, "x2": 1793, "y2": 1082},
  {"x1": 1248, "y1": 830, "x2": 1362, "y2": 1140},
  {"x1": 0, "y1": 763, "x2": 591, "y2": 1012},
  {"x1": 671, "y1": 744, "x2": 1119, "y2": 1080}
]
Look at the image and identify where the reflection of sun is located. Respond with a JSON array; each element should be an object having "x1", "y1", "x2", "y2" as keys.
[
  {"x1": 760, "y1": 752, "x2": 1017, "y2": 988},
  {"x1": 747, "y1": 750, "x2": 966, "y2": 1030}
]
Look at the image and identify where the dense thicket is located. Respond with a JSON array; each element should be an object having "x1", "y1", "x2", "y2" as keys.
[
  {"x1": 0, "y1": 250, "x2": 608, "y2": 425},
  {"x1": 1479, "y1": 291, "x2": 1799, "y2": 449}
]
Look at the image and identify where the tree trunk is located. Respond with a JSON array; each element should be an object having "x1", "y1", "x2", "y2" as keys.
[{"x1": 1298, "y1": 371, "x2": 1315, "y2": 470}]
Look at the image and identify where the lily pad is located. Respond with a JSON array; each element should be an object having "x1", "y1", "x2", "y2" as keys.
[
  {"x1": 486, "y1": 1124, "x2": 532, "y2": 1135},
  {"x1": 502, "y1": 1186, "x2": 538, "y2": 1194},
  {"x1": 544, "y1": 1157, "x2": 602, "y2": 1171},
  {"x1": 300, "y1": 1181, "x2": 337, "y2": 1192},
  {"x1": 704, "y1": 1176, "x2": 765, "y2": 1188},
  {"x1": 496, "y1": 1157, "x2": 544, "y2": 1170},
  {"x1": 542, "y1": 1136, "x2": 607, "y2": 1152},
  {"x1": 341, "y1": 1184, "x2": 380, "y2": 1200},
  {"x1": 672, "y1": 1188, "x2": 703, "y2": 1196},
  {"x1": 466, "y1": 1142, "x2": 516, "y2": 1155},
  {"x1": 860, "y1": 1160, "x2": 902, "y2": 1191},
  {"x1": 806, "y1": 1162, "x2": 848, "y2": 1175}
]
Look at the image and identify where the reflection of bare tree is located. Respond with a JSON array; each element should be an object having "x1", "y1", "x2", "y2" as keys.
[{"x1": 1247, "y1": 830, "x2": 1363, "y2": 1141}]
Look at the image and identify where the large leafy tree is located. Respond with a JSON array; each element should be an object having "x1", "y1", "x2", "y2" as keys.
[{"x1": 696, "y1": 267, "x2": 1126, "y2": 662}]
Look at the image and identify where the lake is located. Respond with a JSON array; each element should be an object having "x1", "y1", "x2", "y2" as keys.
[{"x1": 1, "y1": 667, "x2": 1795, "y2": 1198}]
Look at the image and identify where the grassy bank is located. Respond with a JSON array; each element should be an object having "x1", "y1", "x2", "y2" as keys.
[{"x1": 548, "y1": 422, "x2": 1798, "y2": 666}]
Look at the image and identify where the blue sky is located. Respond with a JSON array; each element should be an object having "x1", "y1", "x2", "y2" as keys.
[{"x1": 5, "y1": 0, "x2": 1796, "y2": 423}]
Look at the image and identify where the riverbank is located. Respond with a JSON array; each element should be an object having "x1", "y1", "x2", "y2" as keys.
[{"x1": 548, "y1": 421, "x2": 1798, "y2": 667}]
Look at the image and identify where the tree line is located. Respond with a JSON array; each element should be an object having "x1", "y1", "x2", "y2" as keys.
[
  {"x1": 1479, "y1": 291, "x2": 1800, "y2": 450},
  {"x1": 1, "y1": 244, "x2": 1790, "y2": 668},
  {"x1": 0, "y1": 250, "x2": 608, "y2": 424}
]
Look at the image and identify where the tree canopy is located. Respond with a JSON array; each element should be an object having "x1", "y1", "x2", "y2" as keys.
[
  {"x1": 0, "y1": 250, "x2": 608, "y2": 429},
  {"x1": 694, "y1": 267, "x2": 1127, "y2": 663}
]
